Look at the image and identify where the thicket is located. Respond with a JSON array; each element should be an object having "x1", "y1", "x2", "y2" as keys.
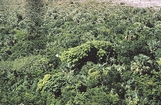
[{"x1": 1, "y1": 0, "x2": 161, "y2": 104}]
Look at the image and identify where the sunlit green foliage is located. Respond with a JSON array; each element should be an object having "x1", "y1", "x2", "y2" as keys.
[
  {"x1": 60, "y1": 40, "x2": 113, "y2": 68},
  {"x1": 1, "y1": 0, "x2": 161, "y2": 104}
]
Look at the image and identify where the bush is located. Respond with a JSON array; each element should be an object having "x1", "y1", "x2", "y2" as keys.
[{"x1": 60, "y1": 40, "x2": 114, "y2": 68}]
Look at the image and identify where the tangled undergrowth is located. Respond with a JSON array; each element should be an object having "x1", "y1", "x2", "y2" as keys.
[{"x1": 1, "y1": 0, "x2": 161, "y2": 104}]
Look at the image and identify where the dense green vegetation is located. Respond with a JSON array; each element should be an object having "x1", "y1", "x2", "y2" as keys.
[{"x1": 1, "y1": 0, "x2": 161, "y2": 104}]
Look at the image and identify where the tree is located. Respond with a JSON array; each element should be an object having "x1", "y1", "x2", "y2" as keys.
[
  {"x1": 25, "y1": 0, "x2": 46, "y2": 35},
  {"x1": 10, "y1": 0, "x2": 48, "y2": 59}
]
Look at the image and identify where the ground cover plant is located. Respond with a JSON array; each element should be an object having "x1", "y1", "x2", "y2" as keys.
[{"x1": 1, "y1": 0, "x2": 161, "y2": 104}]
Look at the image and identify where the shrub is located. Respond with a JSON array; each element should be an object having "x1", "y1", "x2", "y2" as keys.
[
  {"x1": 60, "y1": 40, "x2": 114, "y2": 68},
  {"x1": 12, "y1": 55, "x2": 48, "y2": 77},
  {"x1": 131, "y1": 54, "x2": 153, "y2": 74}
]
